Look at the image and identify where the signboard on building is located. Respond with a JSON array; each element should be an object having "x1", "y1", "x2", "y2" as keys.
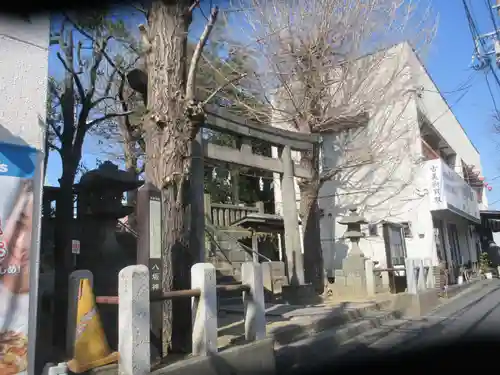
[
  {"x1": 427, "y1": 159, "x2": 480, "y2": 222},
  {"x1": 0, "y1": 141, "x2": 43, "y2": 375}
]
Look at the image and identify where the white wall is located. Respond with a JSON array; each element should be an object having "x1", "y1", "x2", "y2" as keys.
[
  {"x1": 407, "y1": 50, "x2": 481, "y2": 173},
  {"x1": 0, "y1": 15, "x2": 50, "y2": 150},
  {"x1": 319, "y1": 43, "x2": 432, "y2": 269},
  {"x1": 270, "y1": 42, "x2": 485, "y2": 271}
]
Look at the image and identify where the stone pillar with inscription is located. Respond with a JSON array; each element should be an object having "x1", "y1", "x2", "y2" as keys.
[{"x1": 136, "y1": 182, "x2": 163, "y2": 360}]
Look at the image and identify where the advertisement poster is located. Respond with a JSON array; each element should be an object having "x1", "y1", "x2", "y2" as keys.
[{"x1": 0, "y1": 141, "x2": 42, "y2": 375}]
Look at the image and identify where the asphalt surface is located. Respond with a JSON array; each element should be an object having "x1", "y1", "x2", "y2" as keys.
[
  {"x1": 337, "y1": 278, "x2": 500, "y2": 354},
  {"x1": 279, "y1": 279, "x2": 500, "y2": 374}
]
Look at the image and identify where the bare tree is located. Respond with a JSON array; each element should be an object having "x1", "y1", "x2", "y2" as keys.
[
  {"x1": 121, "y1": 0, "x2": 233, "y2": 355},
  {"x1": 211, "y1": 0, "x2": 438, "y2": 291},
  {"x1": 47, "y1": 16, "x2": 134, "y2": 347}
]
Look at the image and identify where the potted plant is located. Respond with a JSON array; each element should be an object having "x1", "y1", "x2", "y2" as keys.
[{"x1": 479, "y1": 252, "x2": 493, "y2": 279}]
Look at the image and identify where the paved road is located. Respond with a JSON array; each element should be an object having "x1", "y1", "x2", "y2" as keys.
[
  {"x1": 278, "y1": 279, "x2": 500, "y2": 373},
  {"x1": 338, "y1": 279, "x2": 500, "y2": 354}
]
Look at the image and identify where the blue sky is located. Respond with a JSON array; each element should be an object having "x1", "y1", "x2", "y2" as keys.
[
  {"x1": 424, "y1": 0, "x2": 500, "y2": 208},
  {"x1": 45, "y1": 0, "x2": 500, "y2": 208}
]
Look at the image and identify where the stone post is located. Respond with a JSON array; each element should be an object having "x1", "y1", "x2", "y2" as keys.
[
  {"x1": 381, "y1": 271, "x2": 390, "y2": 292},
  {"x1": 261, "y1": 262, "x2": 274, "y2": 301},
  {"x1": 405, "y1": 258, "x2": 418, "y2": 295},
  {"x1": 424, "y1": 258, "x2": 434, "y2": 289},
  {"x1": 191, "y1": 263, "x2": 218, "y2": 356},
  {"x1": 280, "y1": 145, "x2": 305, "y2": 286},
  {"x1": 43, "y1": 362, "x2": 68, "y2": 375},
  {"x1": 66, "y1": 270, "x2": 93, "y2": 357},
  {"x1": 241, "y1": 262, "x2": 266, "y2": 341},
  {"x1": 119, "y1": 265, "x2": 150, "y2": 375},
  {"x1": 364, "y1": 259, "x2": 376, "y2": 296},
  {"x1": 416, "y1": 259, "x2": 426, "y2": 291}
]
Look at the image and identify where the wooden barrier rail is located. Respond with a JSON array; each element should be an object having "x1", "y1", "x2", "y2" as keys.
[{"x1": 95, "y1": 284, "x2": 251, "y2": 305}]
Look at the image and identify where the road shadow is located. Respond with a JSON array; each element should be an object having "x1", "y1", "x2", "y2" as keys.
[
  {"x1": 278, "y1": 282, "x2": 500, "y2": 374},
  {"x1": 277, "y1": 335, "x2": 500, "y2": 375},
  {"x1": 218, "y1": 297, "x2": 396, "y2": 351},
  {"x1": 273, "y1": 282, "x2": 500, "y2": 373}
]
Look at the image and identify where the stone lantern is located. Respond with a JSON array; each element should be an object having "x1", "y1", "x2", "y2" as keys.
[
  {"x1": 328, "y1": 205, "x2": 373, "y2": 298},
  {"x1": 338, "y1": 205, "x2": 367, "y2": 257}
]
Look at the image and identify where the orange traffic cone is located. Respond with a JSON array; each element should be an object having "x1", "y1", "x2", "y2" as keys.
[{"x1": 67, "y1": 278, "x2": 119, "y2": 373}]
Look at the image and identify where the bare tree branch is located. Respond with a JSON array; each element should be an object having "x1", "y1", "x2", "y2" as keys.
[
  {"x1": 202, "y1": 72, "x2": 247, "y2": 106},
  {"x1": 48, "y1": 141, "x2": 62, "y2": 153},
  {"x1": 186, "y1": 6, "x2": 219, "y2": 101},
  {"x1": 56, "y1": 52, "x2": 86, "y2": 102},
  {"x1": 86, "y1": 111, "x2": 134, "y2": 130},
  {"x1": 188, "y1": 0, "x2": 201, "y2": 14}
]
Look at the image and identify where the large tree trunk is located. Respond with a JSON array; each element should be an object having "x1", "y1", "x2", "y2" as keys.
[
  {"x1": 299, "y1": 144, "x2": 325, "y2": 294},
  {"x1": 299, "y1": 183, "x2": 324, "y2": 294},
  {"x1": 146, "y1": 0, "x2": 196, "y2": 356}
]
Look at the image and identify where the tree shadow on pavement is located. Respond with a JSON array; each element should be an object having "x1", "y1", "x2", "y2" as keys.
[
  {"x1": 218, "y1": 300, "x2": 391, "y2": 350},
  {"x1": 276, "y1": 283, "x2": 500, "y2": 374}
]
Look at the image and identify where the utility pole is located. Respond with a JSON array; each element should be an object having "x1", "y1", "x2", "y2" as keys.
[{"x1": 469, "y1": 0, "x2": 500, "y2": 70}]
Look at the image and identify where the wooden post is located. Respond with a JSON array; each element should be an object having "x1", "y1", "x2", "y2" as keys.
[{"x1": 280, "y1": 145, "x2": 305, "y2": 286}]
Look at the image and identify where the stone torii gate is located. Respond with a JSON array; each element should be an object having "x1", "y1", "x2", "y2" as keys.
[
  {"x1": 136, "y1": 106, "x2": 319, "y2": 299},
  {"x1": 202, "y1": 107, "x2": 318, "y2": 290}
]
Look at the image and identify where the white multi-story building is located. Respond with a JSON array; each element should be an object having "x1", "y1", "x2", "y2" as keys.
[{"x1": 273, "y1": 42, "x2": 487, "y2": 283}]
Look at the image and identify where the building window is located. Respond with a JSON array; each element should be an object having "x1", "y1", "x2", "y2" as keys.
[
  {"x1": 368, "y1": 223, "x2": 378, "y2": 236},
  {"x1": 401, "y1": 222, "x2": 413, "y2": 238}
]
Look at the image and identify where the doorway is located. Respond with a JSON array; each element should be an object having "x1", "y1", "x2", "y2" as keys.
[
  {"x1": 432, "y1": 218, "x2": 448, "y2": 265},
  {"x1": 447, "y1": 223, "x2": 461, "y2": 280},
  {"x1": 382, "y1": 222, "x2": 407, "y2": 293}
]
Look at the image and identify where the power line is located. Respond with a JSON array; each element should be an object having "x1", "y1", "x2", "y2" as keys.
[
  {"x1": 485, "y1": 0, "x2": 499, "y2": 36},
  {"x1": 485, "y1": 68, "x2": 500, "y2": 113},
  {"x1": 462, "y1": 0, "x2": 500, "y2": 115}
]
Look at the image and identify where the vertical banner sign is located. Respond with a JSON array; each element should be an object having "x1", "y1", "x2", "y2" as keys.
[
  {"x1": 136, "y1": 183, "x2": 163, "y2": 360},
  {"x1": 149, "y1": 194, "x2": 162, "y2": 295},
  {"x1": 0, "y1": 142, "x2": 43, "y2": 375}
]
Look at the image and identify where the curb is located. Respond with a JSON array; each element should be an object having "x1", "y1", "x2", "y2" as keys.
[{"x1": 440, "y1": 278, "x2": 485, "y2": 300}]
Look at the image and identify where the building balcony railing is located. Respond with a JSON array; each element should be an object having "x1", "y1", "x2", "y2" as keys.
[{"x1": 426, "y1": 159, "x2": 480, "y2": 222}]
